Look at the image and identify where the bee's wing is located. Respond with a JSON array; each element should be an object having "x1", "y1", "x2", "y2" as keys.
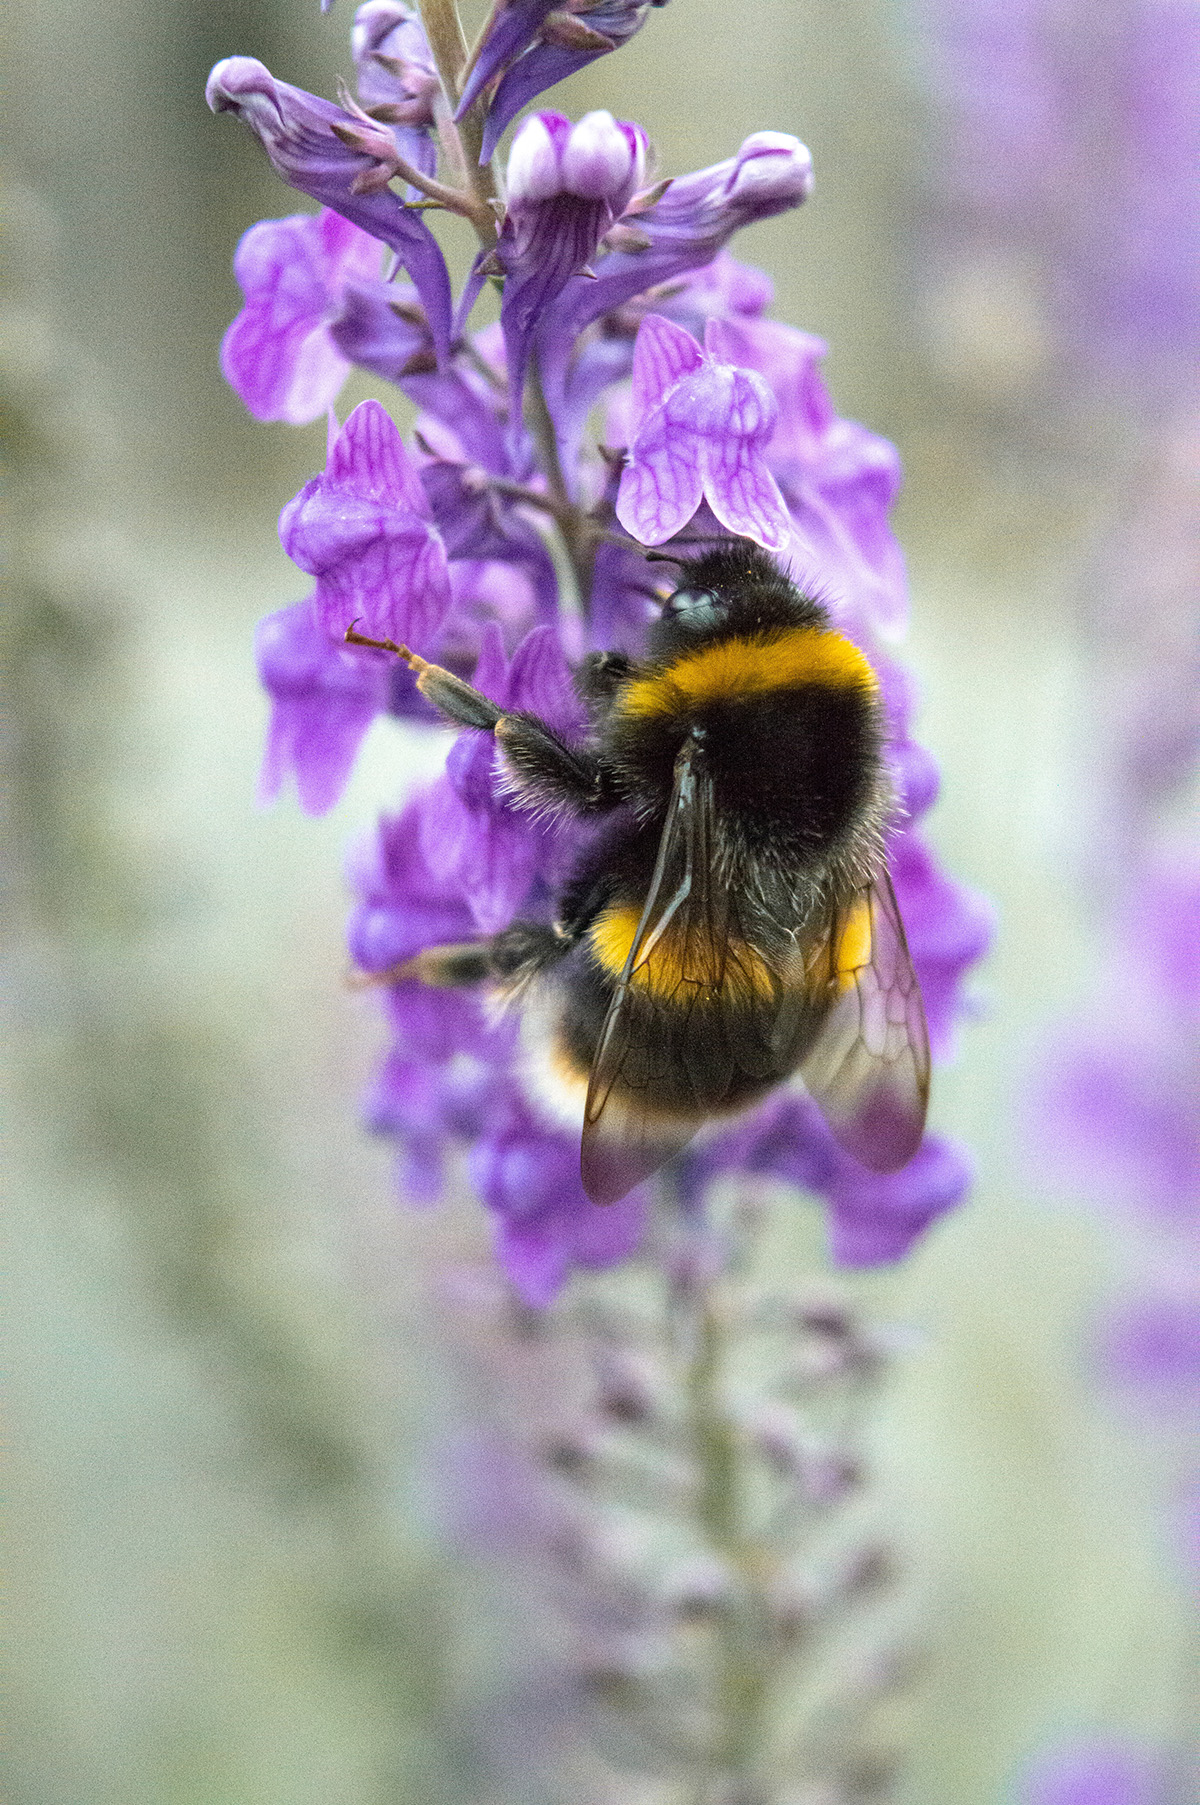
[
  {"x1": 581, "y1": 734, "x2": 808, "y2": 1206},
  {"x1": 799, "y1": 867, "x2": 930, "y2": 1172}
]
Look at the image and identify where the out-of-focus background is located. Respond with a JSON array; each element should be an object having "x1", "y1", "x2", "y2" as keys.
[{"x1": 5, "y1": 3, "x2": 1194, "y2": 1802}]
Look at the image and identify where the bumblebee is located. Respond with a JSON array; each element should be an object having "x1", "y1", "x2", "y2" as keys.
[{"x1": 348, "y1": 542, "x2": 929, "y2": 1205}]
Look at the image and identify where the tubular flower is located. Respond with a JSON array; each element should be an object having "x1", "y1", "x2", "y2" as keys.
[
  {"x1": 221, "y1": 210, "x2": 383, "y2": 423},
  {"x1": 209, "y1": 6, "x2": 987, "y2": 1301},
  {"x1": 206, "y1": 55, "x2": 453, "y2": 358},
  {"x1": 495, "y1": 109, "x2": 647, "y2": 407},
  {"x1": 458, "y1": 0, "x2": 672, "y2": 162}
]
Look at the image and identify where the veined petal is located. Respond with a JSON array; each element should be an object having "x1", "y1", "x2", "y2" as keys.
[
  {"x1": 630, "y1": 311, "x2": 704, "y2": 413},
  {"x1": 701, "y1": 424, "x2": 790, "y2": 549},
  {"x1": 222, "y1": 210, "x2": 382, "y2": 422},
  {"x1": 614, "y1": 400, "x2": 704, "y2": 544}
]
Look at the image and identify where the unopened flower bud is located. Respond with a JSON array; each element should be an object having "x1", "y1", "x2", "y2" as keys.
[{"x1": 560, "y1": 110, "x2": 646, "y2": 203}]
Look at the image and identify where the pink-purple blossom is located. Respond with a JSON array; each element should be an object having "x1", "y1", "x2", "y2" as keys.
[
  {"x1": 495, "y1": 109, "x2": 648, "y2": 407},
  {"x1": 206, "y1": 55, "x2": 453, "y2": 359},
  {"x1": 280, "y1": 398, "x2": 451, "y2": 645},
  {"x1": 222, "y1": 210, "x2": 382, "y2": 424},
  {"x1": 616, "y1": 313, "x2": 790, "y2": 549}
]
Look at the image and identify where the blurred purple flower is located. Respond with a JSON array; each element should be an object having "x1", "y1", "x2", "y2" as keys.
[
  {"x1": 615, "y1": 313, "x2": 790, "y2": 549},
  {"x1": 1032, "y1": 864, "x2": 1200, "y2": 1227},
  {"x1": 280, "y1": 398, "x2": 452, "y2": 645},
  {"x1": 919, "y1": 0, "x2": 1200, "y2": 401},
  {"x1": 256, "y1": 596, "x2": 392, "y2": 814},
  {"x1": 1020, "y1": 1738, "x2": 1169, "y2": 1805},
  {"x1": 1102, "y1": 1286, "x2": 1200, "y2": 1411},
  {"x1": 222, "y1": 209, "x2": 383, "y2": 423}
]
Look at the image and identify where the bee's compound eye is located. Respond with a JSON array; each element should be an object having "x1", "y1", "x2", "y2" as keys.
[{"x1": 663, "y1": 588, "x2": 721, "y2": 627}]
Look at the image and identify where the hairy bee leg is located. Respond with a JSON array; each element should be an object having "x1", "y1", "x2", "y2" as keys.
[
  {"x1": 357, "y1": 924, "x2": 570, "y2": 994},
  {"x1": 345, "y1": 625, "x2": 619, "y2": 814},
  {"x1": 575, "y1": 650, "x2": 635, "y2": 710},
  {"x1": 493, "y1": 715, "x2": 621, "y2": 814},
  {"x1": 345, "y1": 628, "x2": 505, "y2": 730}
]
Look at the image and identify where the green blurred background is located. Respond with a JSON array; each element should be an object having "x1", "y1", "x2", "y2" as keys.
[{"x1": 4, "y1": 2, "x2": 1191, "y2": 1801}]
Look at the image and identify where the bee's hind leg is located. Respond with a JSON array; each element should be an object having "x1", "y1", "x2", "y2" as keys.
[{"x1": 357, "y1": 923, "x2": 570, "y2": 992}]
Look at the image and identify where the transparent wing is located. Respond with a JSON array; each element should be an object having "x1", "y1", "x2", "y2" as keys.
[
  {"x1": 799, "y1": 867, "x2": 930, "y2": 1172},
  {"x1": 581, "y1": 734, "x2": 813, "y2": 1206}
]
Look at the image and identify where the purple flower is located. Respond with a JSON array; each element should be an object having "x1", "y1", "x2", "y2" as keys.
[
  {"x1": 221, "y1": 209, "x2": 383, "y2": 423},
  {"x1": 888, "y1": 829, "x2": 995, "y2": 1061},
  {"x1": 326, "y1": 278, "x2": 437, "y2": 383},
  {"x1": 280, "y1": 398, "x2": 452, "y2": 645},
  {"x1": 460, "y1": 0, "x2": 670, "y2": 163},
  {"x1": 207, "y1": 55, "x2": 453, "y2": 358},
  {"x1": 1020, "y1": 1739, "x2": 1169, "y2": 1805},
  {"x1": 256, "y1": 596, "x2": 392, "y2": 814},
  {"x1": 351, "y1": 1, "x2": 439, "y2": 142},
  {"x1": 1031, "y1": 864, "x2": 1200, "y2": 1226},
  {"x1": 420, "y1": 622, "x2": 584, "y2": 932},
  {"x1": 919, "y1": 0, "x2": 1200, "y2": 403},
  {"x1": 544, "y1": 132, "x2": 813, "y2": 349},
  {"x1": 471, "y1": 1095, "x2": 648, "y2": 1307},
  {"x1": 615, "y1": 313, "x2": 790, "y2": 549},
  {"x1": 536, "y1": 132, "x2": 813, "y2": 464},
  {"x1": 1102, "y1": 1286, "x2": 1200, "y2": 1412},
  {"x1": 496, "y1": 110, "x2": 647, "y2": 406}
]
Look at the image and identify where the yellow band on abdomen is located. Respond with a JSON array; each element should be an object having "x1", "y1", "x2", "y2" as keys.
[{"x1": 589, "y1": 901, "x2": 778, "y2": 1001}]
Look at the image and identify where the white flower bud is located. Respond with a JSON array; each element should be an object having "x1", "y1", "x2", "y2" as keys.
[{"x1": 506, "y1": 112, "x2": 565, "y2": 203}]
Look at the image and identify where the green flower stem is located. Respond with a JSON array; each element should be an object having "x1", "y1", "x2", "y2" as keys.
[
  {"x1": 416, "y1": 0, "x2": 501, "y2": 246},
  {"x1": 682, "y1": 1262, "x2": 778, "y2": 1800}
]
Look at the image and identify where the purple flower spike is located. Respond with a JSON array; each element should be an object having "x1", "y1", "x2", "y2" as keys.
[
  {"x1": 207, "y1": 56, "x2": 453, "y2": 360},
  {"x1": 280, "y1": 398, "x2": 451, "y2": 645},
  {"x1": 222, "y1": 210, "x2": 383, "y2": 423},
  {"x1": 256, "y1": 597, "x2": 391, "y2": 813},
  {"x1": 497, "y1": 109, "x2": 647, "y2": 409},
  {"x1": 616, "y1": 313, "x2": 790, "y2": 548},
  {"x1": 460, "y1": 1, "x2": 670, "y2": 164}
]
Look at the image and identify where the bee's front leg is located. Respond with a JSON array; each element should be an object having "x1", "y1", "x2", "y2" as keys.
[
  {"x1": 345, "y1": 628, "x2": 503, "y2": 729},
  {"x1": 344, "y1": 626, "x2": 621, "y2": 816}
]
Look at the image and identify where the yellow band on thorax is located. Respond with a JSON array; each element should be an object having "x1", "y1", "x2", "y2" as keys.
[{"x1": 619, "y1": 626, "x2": 877, "y2": 720}]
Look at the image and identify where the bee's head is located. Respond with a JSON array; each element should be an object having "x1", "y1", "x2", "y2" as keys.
[{"x1": 645, "y1": 541, "x2": 826, "y2": 658}]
